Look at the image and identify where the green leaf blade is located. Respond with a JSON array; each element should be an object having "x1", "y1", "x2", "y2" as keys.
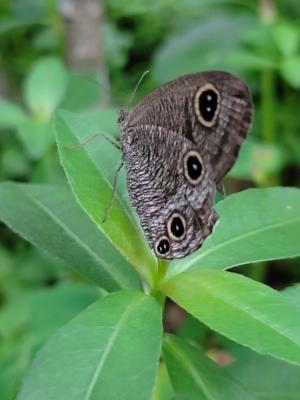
[
  {"x1": 17, "y1": 291, "x2": 163, "y2": 400},
  {"x1": 162, "y1": 269, "x2": 300, "y2": 366},
  {"x1": 163, "y1": 334, "x2": 255, "y2": 400},
  {"x1": 55, "y1": 110, "x2": 157, "y2": 287},
  {"x1": 0, "y1": 99, "x2": 27, "y2": 129},
  {"x1": 0, "y1": 182, "x2": 141, "y2": 291},
  {"x1": 24, "y1": 57, "x2": 68, "y2": 120},
  {"x1": 227, "y1": 347, "x2": 300, "y2": 400}
]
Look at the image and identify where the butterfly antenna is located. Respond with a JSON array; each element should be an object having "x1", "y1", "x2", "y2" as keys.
[
  {"x1": 127, "y1": 70, "x2": 149, "y2": 109},
  {"x1": 217, "y1": 182, "x2": 227, "y2": 199}
]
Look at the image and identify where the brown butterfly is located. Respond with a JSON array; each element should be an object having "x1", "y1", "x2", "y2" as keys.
[{"x1": 119, "y1": 71, "x2": 253, "y2": 259}]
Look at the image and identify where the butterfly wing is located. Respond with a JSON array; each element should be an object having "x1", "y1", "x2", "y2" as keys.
[
  {"x1": 124, "y1": 71, "x2": 253, "y2": 184},
  {"x1": 120, "y1": 71, "x2": 252, "y2": 259},
  {"x1": 121, "y1": 125, "x2": 217, "y2": 259}
]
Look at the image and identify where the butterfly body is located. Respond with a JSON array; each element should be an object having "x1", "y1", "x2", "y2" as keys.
[{"x1": 120, "y1": 71, "x2": 253, "y2": 259}]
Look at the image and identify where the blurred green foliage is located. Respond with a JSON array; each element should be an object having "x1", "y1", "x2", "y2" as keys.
[{"x1": 0, "y1": 0, "x2": 300, "y2": 399}]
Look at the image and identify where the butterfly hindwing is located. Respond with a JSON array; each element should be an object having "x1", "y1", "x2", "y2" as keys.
[{"x1": 121, "y1": 125, "x2": 217, "y2": 259}]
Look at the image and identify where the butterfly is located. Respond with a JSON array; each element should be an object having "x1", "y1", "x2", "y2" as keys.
[{"x1": 118, "y1": 71, "x2": 253, "y2": 259}]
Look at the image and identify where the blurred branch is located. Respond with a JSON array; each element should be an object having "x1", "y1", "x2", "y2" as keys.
[{"x1": 60, "y1": 0, "x2": 110, "y2": 103}]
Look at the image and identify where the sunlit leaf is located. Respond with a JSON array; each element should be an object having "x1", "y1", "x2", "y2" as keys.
[
  {"x1": 0, "y1": 183, "x2": 141, "y2": 291},
  {"x1": 162, "y1": 269, "x2": 300, "y2": 366},
  {"x1": 55, "y1": 110, "x2": 157, "y2": 287}
]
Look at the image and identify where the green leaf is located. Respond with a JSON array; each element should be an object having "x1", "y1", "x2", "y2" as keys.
[
  {"x1": 280, "y1": 56, "x2": 300, "y2": 89},
  {"x1": 55, "y1": 110, "x2": 157, "y2": 287},
  {"x1": 61, "y1": 71, "x2": 102, "y2": 111},
  {"x1": 163, "y1": 334, "x2": 255, "y2": 400},
  {"x1": 17, "y1": 291, "x2": 163, "y2": 400},
  {"x1": 283, "y1": 284, "x2": 300, "y2": 309},
  {"x1": 0, "y1": 283, "x2": 100, "y2": 400},
  {"x1": 161, "y1": 269, "x2": 300, "y2": 366},
  {"x1": 17, "y1": 119, "x2": 53, "y2": 160},
  {"x1": 0, "y1": 182, "x2": 141, "y2": 291},
  {"x1": 153, "y1": 14, "x2": 255, "y2": 82},
  {"x1": 229, "y1": 139, "x2": 286, "y2": 183},
  {"x1": 1, "y1": 145, "x2": 30, "y2": 178},
  {"x1": 0, "y1": 99, "x2": 27, "y2": 129},
  {"x1": 227, "y1": 347, "x2": 300, "y2": 400},
  {"x1": 27, "y1": 282, "x2": 101, "y2": 343},
  {"x1": 151, "y1": 362, "x2": 174, "y2": 400},
  {"x1": 24, "y1": 57, "x2": 68, "y2": 120},
  {"x1": 225, "y1": 50, "x2": 276, "y2": 71},
  {"x1": 273, "y1": 22, "x2": 299, "y2": 56},
  {"x1": 0, "y1": 282, "x2": 99, "y2": 340},
  {"x1": 170, "y1": 188, "x2": 300, "y2": 276}
]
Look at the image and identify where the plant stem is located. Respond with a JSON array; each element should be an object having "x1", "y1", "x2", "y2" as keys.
[
  {"x1": 151, "y1": 259, "x2": 169, "y2": 305},
  {"x1": 249, "y1": 261, "x2": 268, "y2": 282}
]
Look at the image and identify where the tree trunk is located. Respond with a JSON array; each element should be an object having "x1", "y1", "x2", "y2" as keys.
[{"x1": 61, "y1": 0, "x2": 110, "y2": 102}]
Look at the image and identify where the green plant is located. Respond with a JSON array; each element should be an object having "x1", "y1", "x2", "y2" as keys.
[
  {"x1": 1, "y1": 1, "x2": 300, "y2": 398},
  {"x1": 0, "y1": 108, "x2": 299, "y2": 399}
]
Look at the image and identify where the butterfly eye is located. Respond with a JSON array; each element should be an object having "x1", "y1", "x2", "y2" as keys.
[
  {"x1": 194, "y1": 83, "x2": 220, "y2": 127},
  {"x1": 183, "y1": 150, "x2": 204, "y2": 185},
  {"x1": 167, "y1": 213, "x2": 186, "y2": 241},
  {"x1": 155, "y1": 236, "x2": 170, "y2": 256}
]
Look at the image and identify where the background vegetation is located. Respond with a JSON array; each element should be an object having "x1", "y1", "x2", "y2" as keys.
[{"x1": 0, "y1": 0, "x2": 300, "y2": 399}]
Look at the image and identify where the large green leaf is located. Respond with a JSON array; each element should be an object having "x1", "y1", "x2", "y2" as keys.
[
  {"x1": 17, "y1": 291, "x2": 163, "y2": 400},
  {"x1": 227, "y1": 347, "x2": 300, "y2": 400},
  {"x1": 283, "y1": 284, "x2": 300, "y2": 308},
  {"x1": 161, "y1": 269, "x2": 300, "y2": 366},
  {"x1": 153, "y1": 14, "x2": 255, "y2": 83},
  {"x1": 55, "y1": 110, "x2": 157, "y2": 287},
  {"x1": 0, "y1": 182, "x2": 141, "y2": 291},
  {"x1": 163, "y1": 334, "x2": 255, "y2": 400},
  {"x1": 170, "y1": 188, "x2": 300, "y2": 277}
]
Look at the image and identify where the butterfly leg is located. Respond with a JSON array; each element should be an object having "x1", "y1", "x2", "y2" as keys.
[
  {"x1": 69, "y1": 132, "x2": 121, "y2": 150},
  {"x1": 102, "y1": 162, "x2": 124, "y2": 223},
  {"x1": 217, "y1": 182, "x2": 227, "y2": 199}
]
